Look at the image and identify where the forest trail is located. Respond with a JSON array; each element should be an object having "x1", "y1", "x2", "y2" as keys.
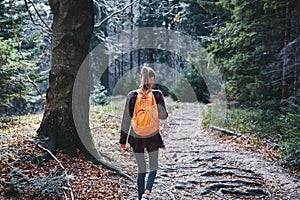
[{"x1": 122, "y1": 102, "x2": 300, "y2": 200}]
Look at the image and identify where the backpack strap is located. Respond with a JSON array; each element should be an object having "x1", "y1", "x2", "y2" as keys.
[
  {"x1": 128, "y1": 90, "x2": 138, "y2": 118},
  {"x1": 152, "y1": 90, "x2": 168, "y2": 120},
  {"x1": 131, "y1": 90, "x2": 158, "y2": 114}
]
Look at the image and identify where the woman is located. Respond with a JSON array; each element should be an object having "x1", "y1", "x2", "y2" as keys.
[{"x1": 120, "y1": 66, "x2": 168, "y2": 200}]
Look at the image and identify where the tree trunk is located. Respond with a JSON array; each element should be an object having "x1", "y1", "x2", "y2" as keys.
[
  {"x1": 282, "y1": 0, "x2": 292, "y2": 100},
  {"x1": 38, "y1": 0, "x2": 95, "y2": 159}
]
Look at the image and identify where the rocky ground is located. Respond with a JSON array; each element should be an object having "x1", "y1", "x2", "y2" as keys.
[{"x1": 121, "y1": 102, "x2": 300, "y2": 200}]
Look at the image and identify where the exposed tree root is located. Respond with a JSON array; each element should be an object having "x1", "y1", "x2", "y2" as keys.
[
  {"x1": 200, "y1": 170, "x2": 235, "y2": 176},
  {"x1": 201, "y1": 183, "x2": 240, "y2": 195},
  {"x1": 201, "y1": 183, "x2": 268, "y2": 196},
  {"x1": 194, "y1": 156, "x2": 224, "y2": 162},
  {"x1": 189, "y1": 179, "x2": 263, "y2": 187},
  {"x1": 213, "y1": 165, "x2": 256, "y2": 174},
  {"x1": 93, "y1": 158, "x2": 134, "y2": 181},
  {"x1": 205, "y1": 179, "x2": 263, "y2": 186},
  {"x1": 220, "y1": 187, "x2": 268, "y2": 195},
  {"x1": 29, "y1": 139, "x2": 134, "y2": 182}
]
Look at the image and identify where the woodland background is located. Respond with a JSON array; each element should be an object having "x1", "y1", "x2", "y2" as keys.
[{"x1": 0, "y1": 0, "x2": 299, "y2": 198}]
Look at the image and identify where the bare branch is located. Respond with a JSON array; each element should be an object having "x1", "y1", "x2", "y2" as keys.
[
  {"x1": 24, "y1": 0, "x2": 51, "y2": 33},
  {"x1": 94, "y1": 0, "x2": 138, "y2": 28},
  {"x1": 24, "y1": 0, "x2": 52, "y2": 32},
  {"x1": 27, "y1": 139, "x2": 75, "y2": 200}
]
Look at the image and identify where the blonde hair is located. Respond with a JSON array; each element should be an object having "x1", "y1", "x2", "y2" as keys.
[{"x1": 140, "y1": 65, "x2": 155, "y2": 91}]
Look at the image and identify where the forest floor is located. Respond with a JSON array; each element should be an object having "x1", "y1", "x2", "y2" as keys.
[{"x1": 0, "y1": 100, "x2": 299, "y2": 199}]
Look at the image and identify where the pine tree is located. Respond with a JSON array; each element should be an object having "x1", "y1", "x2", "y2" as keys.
[
  {"x1": 203, "y1": 0, "x2": 300, "y2": 107},
  {"x1": 0, "y1": 0, "x2": 45, "y2": 115}
]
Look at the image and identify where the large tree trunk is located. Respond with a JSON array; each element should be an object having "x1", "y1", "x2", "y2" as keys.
[{"x1": 38, "y1": 0, "x2": 95, "y2": 159}]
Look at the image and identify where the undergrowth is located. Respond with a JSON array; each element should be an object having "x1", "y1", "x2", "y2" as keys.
[{"x1": 202, "y1": 102, "x2": 300, "y2": 169}]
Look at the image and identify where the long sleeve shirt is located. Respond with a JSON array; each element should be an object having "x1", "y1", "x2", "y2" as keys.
[{"x1": 119, "y1": 89, "x2": 168, "y2": 152}]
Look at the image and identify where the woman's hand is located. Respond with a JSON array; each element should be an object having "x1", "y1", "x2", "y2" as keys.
[{"x1": 120, "y1": 144, "x2": 126, "y2": 150}]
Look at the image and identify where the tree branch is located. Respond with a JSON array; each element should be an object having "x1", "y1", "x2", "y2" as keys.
[
  {"x1": 27, "y1": 139, "x2": 75, "y2": 200},
  {"x1": 24, "y1": 0, "x2": 52, "y2": 32},
  {"x1": 94, "y1": 0, "x2": 138, "y2": 28}
]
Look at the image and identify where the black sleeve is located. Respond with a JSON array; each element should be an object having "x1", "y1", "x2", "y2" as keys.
[
  {"x1": 154, "y1": 90, "x2": 168, "y2": 120},
  {"x1": 119, "y1": 91, "x2": 137, "y2": 144}
]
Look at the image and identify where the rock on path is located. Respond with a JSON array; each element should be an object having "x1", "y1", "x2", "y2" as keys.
[{"x1": 122, "y1": 103, "x2": 300, "y2": 200}]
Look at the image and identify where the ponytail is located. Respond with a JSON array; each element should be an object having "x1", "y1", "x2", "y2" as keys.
[{"x1": 140, "y1": 65, "x2": 155, "y2": 91}]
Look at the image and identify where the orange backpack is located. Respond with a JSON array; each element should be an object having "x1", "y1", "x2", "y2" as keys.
[{"x1": 131, "y1": 89, "x2": 159, "y2": 136}]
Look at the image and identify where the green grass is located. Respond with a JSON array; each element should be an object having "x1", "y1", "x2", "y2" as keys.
[
  {"x1": 202, "y1": 104, "x2": 279, "y2": 138},
  {"x1": 202, "y1": 103, "x2": 300, "y2": 168}
]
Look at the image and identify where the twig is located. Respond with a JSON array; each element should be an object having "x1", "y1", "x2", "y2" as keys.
[
  {"x1": 28, "y1": 0, "x2": 52, "y2": 32},
  {"x1": 10, "y1": 167, "x2": 31, "y2": 182},
  {"x1": 94, "y1": 0, "x2": 138, "y2": 28},
  {"x1": 162, "y1": 4, "x2": 180, "y2": 17},
  {"x1": 24, "y1": 0, "x2": 52, "y2": 32},
  {"x1": 27, "y1": 139, "x2": 75, "y2": 200}
]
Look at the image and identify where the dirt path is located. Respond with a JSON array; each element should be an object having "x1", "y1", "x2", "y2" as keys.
[{"x1": 122, "y1": 103, "x2": 300, "y2": 200}]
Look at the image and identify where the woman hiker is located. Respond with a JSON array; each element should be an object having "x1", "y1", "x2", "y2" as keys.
[{"x1": 120, "y1": 66, "x2": 168, "y2": 200}]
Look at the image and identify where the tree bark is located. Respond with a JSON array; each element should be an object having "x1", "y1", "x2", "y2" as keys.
[{"x1": 38, "y1": 0, "x2": 95, "y2": 158}]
